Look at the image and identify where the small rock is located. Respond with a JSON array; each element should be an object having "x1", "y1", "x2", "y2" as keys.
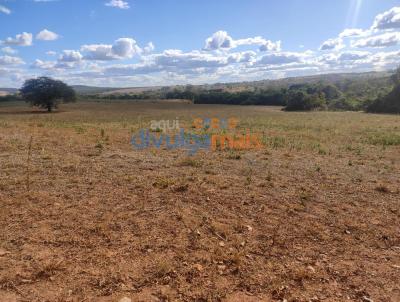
[
  {"x1": 219, "y1": 241, "x2": 225, "y2": 247},
  {"x1": 246, "y1": 225, "x2": 253, "y2": 232},
  {"x1": 307, "y1": 265, "x2": 316, "y2": 273},
  {"x1": 193, "y1": 264, "x2": 203, "y2": 272},
  {"x1": 0, "y1": 248, "x2": 10, "y2": 257},
  {"x1": 119, "y1": 298, "x2": 132, "y2": 302},
  {"x1": 217, "y1": 265, "x2": 226, "y2": 271},
  {"x1": 345, "y1": 230, "x2": 351, "y2": 234},
  {"x1": 362, "y1": 297, "x2": 373, "y2": 302}
]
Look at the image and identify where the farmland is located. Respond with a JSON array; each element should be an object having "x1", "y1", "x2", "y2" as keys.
[{"x1": 0, "y1": 101, "x2": 399, "y2": 301}]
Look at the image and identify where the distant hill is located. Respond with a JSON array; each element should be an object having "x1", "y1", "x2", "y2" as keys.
[
  {"x1": 100, "y1": 86, "x2": 163, "y2": 95},
  {"x1": 199, "y1": 71, "x2": 393, "y2": 91},
  {"x1": 87, "y1": 70, "x2": 393, "y2": 95},
  {"x1": 71, "y1": 85, "x2": 122, "y2": 95},
  {"x1": 0, "y1": 88, "x2": 18, "y2": 96}
]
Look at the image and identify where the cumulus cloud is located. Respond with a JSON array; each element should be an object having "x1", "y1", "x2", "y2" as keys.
[
  {"x1": 228, "y1": 51, "x2": 257, "y2": 63},
  {"x1": 235, "y1": 36, "x2": 281, "y2": 51},
  {"x1": 257, "y1": 52, "x2": 304, "y2": 65},
  {"x1": 31, "y1": 59, "x2": 57, "y2": 69},
  {"x1": 143, "y1": 42, "x2": 155, "y2": 54},
  {"x1": 59, "y1": 50, "x2": 83, "y2": 62},
  {"x1": 319, "y1": 38, "x2": 344, "y2": 51},
  {"x1": 154, "y1": 49, "x2": 228, "y2": 70},
  {"x1": 2, "y1": 32, "x2": 33, "y2": 47},
  {"x1": 259, "y1": 40, "x2": 281, "y2": 52},
  {"x1": 0, "y1": 5, "x2": 11, "y2": 14},
  {"x1": 204, "y1": 31, "x2": 234, "y2": 51},
  {"x1": 112, "y1": 38, "x2": 140, "y2": 58},
  {"x1": 352, "y1": 32, "x2": 400, "y2": 48},
  {"x1": 204, "y1": 31, "x2": 281, "y2": 52},
  {"x1": 0, "y1": 55, "x2": 25, "y2": 65},
  {"x1": 337, "y1": 51, "x2": 370, "y2": 61},
  {"x1": 36, "y1": 29, "x2": 59, "y2": 41},
  {"x1": 372, "y1": 6, "x2": 400, "y2": 30},
  {"x1": 105, "y1": 0, "x2": 129, "y2": 9},
  {"x1": 81, "y1": 44, "x2": 113, "y2": 60},
  {"x1": 81, "y1": 38, "x2": 141, "y2": 60}
]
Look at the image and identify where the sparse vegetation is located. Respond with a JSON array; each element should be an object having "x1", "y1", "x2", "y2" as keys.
[{"x1": 0, "y1": 90, "x2": 399, "y2": 301}]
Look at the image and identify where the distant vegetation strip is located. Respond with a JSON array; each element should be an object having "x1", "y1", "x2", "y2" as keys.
[{"x1": 83, "y1": 68, "x2": 400, "y2": 113}]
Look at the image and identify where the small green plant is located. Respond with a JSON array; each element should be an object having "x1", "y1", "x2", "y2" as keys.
[
  {"x1": 367, "y1": 133, "x2": 400, "y2": 146},
  {"x1": 95, "y1": 140, "x2": 104, "y2": 150},
  {"x1": 153, "y1": 177, "x2": 172, "y2": 189},
  {"x1": 178, "y1": 157, "x2": 202, "y2": 167}
]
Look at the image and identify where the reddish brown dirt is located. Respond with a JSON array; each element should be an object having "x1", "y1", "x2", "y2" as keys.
[{"x1": 0, "y1": 102, "x2": 399, "y2": 301}]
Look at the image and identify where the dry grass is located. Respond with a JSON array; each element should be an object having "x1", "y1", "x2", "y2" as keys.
[{"x1": 0, "y1": 101, "x2": 399, "y2": 301}]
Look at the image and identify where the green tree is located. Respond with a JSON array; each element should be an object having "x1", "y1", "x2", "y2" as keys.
[
  {"x1": 20, "y1": 77, "x2": 76, "y2": 112},
  {"x1": 285, "y1": 91, "x2": 326, "y2": 111},
  {"x1": 321, "y1": 84, "x2": 341, "y2": 101},
  {"x1": 391, "y1": 66, "x2": 400, "y2": 85},
  {"x1": 367, "y1": 67, "x2": 400, "y2": 114}
]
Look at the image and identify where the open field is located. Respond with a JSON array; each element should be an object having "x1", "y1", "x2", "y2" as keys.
[{"x1": 0, "y1": 101, "x2": 399, "y2": 302}]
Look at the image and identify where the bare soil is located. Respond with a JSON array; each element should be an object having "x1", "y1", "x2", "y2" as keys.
[{"x1": 0, "y1": 102, "x2": 399, "y2": 301}]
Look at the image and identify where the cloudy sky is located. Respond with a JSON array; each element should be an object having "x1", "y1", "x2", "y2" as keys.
[{"x1": 1, "y1": 0, "x2": 400, "y2": 87}]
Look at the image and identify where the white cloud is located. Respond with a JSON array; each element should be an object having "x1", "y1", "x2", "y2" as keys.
[
  {"x1": 36, "y1": 29, "x2": 59, "y2": 41},
  {"x1": 319, "y1": 38, "x2": 344, "y2": 51},
  {"x1": 2, "y1": 32, "x2": 33, "y2": 47},
  {"x1": 154, "y1": 49, "x2": 228, "y2": 70},
  {"x1": 112, "y1": 38, "x2": 140, "y2": 58},
  {"x1": 257, "y1": 52, "x2": 304, "y2": 65},
  {"x1": 372, "y1": 6, "x2": 400, "y2": 30},
  {"x1": 81, "y1": 38, "x2": 141, "y2": 60},
  {"x1": 81, "y1": 44, "x2": 113, "y2": 60},
  {"x1": 46, "y1": 51, "x2": 57, "y2": 56},
  {"x1": 59, "y1": 50, "x2": 83, "y2": 62},
  {"x1": 204, "y1": 31, "x2": 281, "y2": 52},
  {"x1": 105, "y1": 0, "x2": 129, "y2": 9},
  {"x1": 204, "y1": 31, "x2": 233, "y2": 51},
  {"x1": 0, "y1": 55, "x2": 25, "y2": 65},
  {"x1": 235, "y1": 36, "x2": 281, "y2": 51},
  {"x1": 228, "y1": 51, "x2": 257, "y2": 63},
  {"x1": 143, "y1": 42, "x2": 155, "y2": 54},
  {"x1": 352, "y1": 32, "x2": 400, "y2": 48},
  {"x1": 259, "y1": 40, "x2": 281, "y2": 52},
  {"x1": 0, "y1": 5, "x2": 11, "y2": 14},
  {"x1": 337, "y1": 51, "x2": 370, "y2": 61},
  {"x1": 31, "y1": 59, "x2": 57, "y2": 69},
  {"x1": 1, "y1": 47, "x2": 17, "y2": 54},
  {"x1": 339, "y1": 28, "x2": 364, "y2": 38}
]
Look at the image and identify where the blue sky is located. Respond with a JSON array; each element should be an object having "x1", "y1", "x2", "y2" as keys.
[{"x1": 1, "y1": 0, "x2": 400, "y2": 87}]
